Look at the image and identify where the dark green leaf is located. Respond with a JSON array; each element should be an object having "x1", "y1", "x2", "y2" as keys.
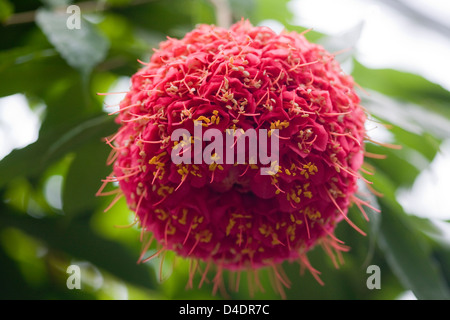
[
  {"x1": 62, "y1": 139, "x2": 112, "y2": 219},
  {"x1": 0, "y1": 114, "x2": 116, "y2": 188},
  {"x1": 0, "y1": 0, "x2": 13, "y2": 23},
  {"x1": 373, "y1": 172, "x2": 450, "y2": 299},
  {"x1": 409, "y1": 217, "x2": 450, "y2": 288},
  {"x1": 42, "y1": 114, "x2": 117, "y2": 164},
  {"x1": 0, "y1": 209, "x2": 155, "y2": 290},
  {"x1": 110, "y1": 0, "x2": 196, "y2": 39},
  {"x1": 0, "y1": 47, "x2": 71, "y2": 98}
]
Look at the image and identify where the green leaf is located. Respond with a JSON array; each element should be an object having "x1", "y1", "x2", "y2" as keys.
[
  {"x1": 228, "y1": 0, "x2": 256, "y2": 22},
  {"x1": 0, "y1": 245, "x2": 35, "y2": 299},
  {"x1": 0, "y1": 46, "x2": 71, "y2": 98},
  {"x1": 36, "y1": 8, "x2": 110, "y2": 78},
  {"x1": 0, "y1": 114, "x2": 116, "y2": 189},
  {"x1": 373, "y1": 172, "x2": 450, "y2": 299},
  {"x1": 362, "y1": 90, "x2": 450, "y2": 140},
  {"x1": 365, "y1": 143, "x2": 422, "y2": 188},
  {"x1": 62, "y1": 139, "x2": 111, "y2": 219},
  {"x1": 389, "y1": 127, "x2": 440, "y2": 163},
  {"x1": 105, "y1": 0, "x2": 132, "y2": 6},
  {"x1": 0, "y1": 209, "x2": 155, "y2": 291},
  {"x1": 352, "y1": 60, "x2": 450, "y2": 121},
  {"x1": 409, "y1": 217, "x2": 450, "y2": 288},
  {"x1": 251, "y1": 0, "x2": 292, "y2": 26},
  {"x1": 111, "y1": 0, "x2": 196, "y2": 39},
  {"x1": 0, "y1": 0, "x2": 13, "y2": 23},
  {"x1": 378, "y1": 206, "x2": 450, "y2": 299},
  {"x1": 42, "y1": 114, "x2": 116, "y2": 165}
]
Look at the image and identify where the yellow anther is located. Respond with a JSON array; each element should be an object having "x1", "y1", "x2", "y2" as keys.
[
  {"x1": 232, "y1": 213, "x2": 252, "y2": 219},
  {"x1": 149, "y1": 151, "x2": 167, "y2": 164},
  {"x1": 258, "y1": 224, "x2": 269, "y2": 236},
  {"x1": 196, "y1": 229, "x2": 212, "y2": 243},
  {"x1": 270, "y1": 120, "x2": 290, "y2": 130},
  {"x1": 226, "y1": 218, "x2": 236, "y2": 236},
  {"x1": 166, "y1": 224, "x2": 176, "y2": 235},
  {"x1": 271, "y1": 234, "x2": 281, "y2": 245},
  {"x1": 286, "y1": 224, "x2": 297, "y2": 241},
  {"x1": 155, "y1": 208, "x2": 169, "y2": 221},
  {"x1": 157, "y1": 185, "x2": 174, "y2": 197},
  {"x1": 195, "y1": 115, "x2": 210, "y2": 123},
  {"x1": 178, "y1": 208, "x2": 188, "y2": 225},
  {"x1": 304, "y1": 207, "x2": 321, "y2": 220},
  {"x1": 303, "y1": 162, "x2": 318, "y2": 174}
]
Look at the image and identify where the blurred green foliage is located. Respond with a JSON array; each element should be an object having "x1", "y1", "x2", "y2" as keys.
[{"x1": 0, "y1": 0, "x2": 449, "y2": 300}]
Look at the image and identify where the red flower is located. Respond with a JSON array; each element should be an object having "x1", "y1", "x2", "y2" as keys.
[{"x1": 99, "y1": 20, "x2": 376, "y2": 295}]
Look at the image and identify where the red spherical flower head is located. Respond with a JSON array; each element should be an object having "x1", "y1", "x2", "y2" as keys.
[{"x1": 99, "y1": 20, "x2": 377, "y2": 294}]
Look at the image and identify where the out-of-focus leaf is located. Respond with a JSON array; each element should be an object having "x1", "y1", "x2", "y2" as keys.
[
  {"x1": 372, "y1": 171, "x2": 450, "y2": 300},
  {"x1": 388, "y1": 127, "x2": 440, "y2": 163},
  {"x1": 96, "y1": 12, "x2": 159, "y2": 74},
  {"x1": 0, "y1": 114, "x2": 116, "y2": 188},
  {"x1": 228, "y1": 0, "x2": 255, "y2": 22},
  {"x1": 62, "y1": 139, "x2": 111, "y2": 219},
  {"x1": 0, "y1": 209, "x2": 156, "y2": 291},
  {"x1": 0, "y1": 47, "x2": 71, "y2": 98},
  {"x1": 111, "y1": 0, "x2": 195, "y2": 38},
  {"x1": 362, "y1": 90, "x2": 450, "y2": 140},
  {"x1": 365, "y1": 143, "x2": 422, "y2": 188},
  {"x1": 252, "y1": 0, "x2": 292, "y2": 26},
  {"x1": 0, "y1": 0, "x2": 13, "y2": 23},
  {"x1": 106, "y1": 0, "x2": 132, "y2": 7},
  {"x1": 378, "y1": 206, "x2": 450, "y2": 299},
  {"x1": 42, "y1": 114, "x2": 116, "y2": 164},
  {"x1": 0, "y1": 245, "x2": 35, "y2": 299},
  {"x1": 36, "y1": 8, "x2": 110, "y2": 77},
  {"x1": 409, "y1": 217, "x2": 450, "y2": 288}
]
